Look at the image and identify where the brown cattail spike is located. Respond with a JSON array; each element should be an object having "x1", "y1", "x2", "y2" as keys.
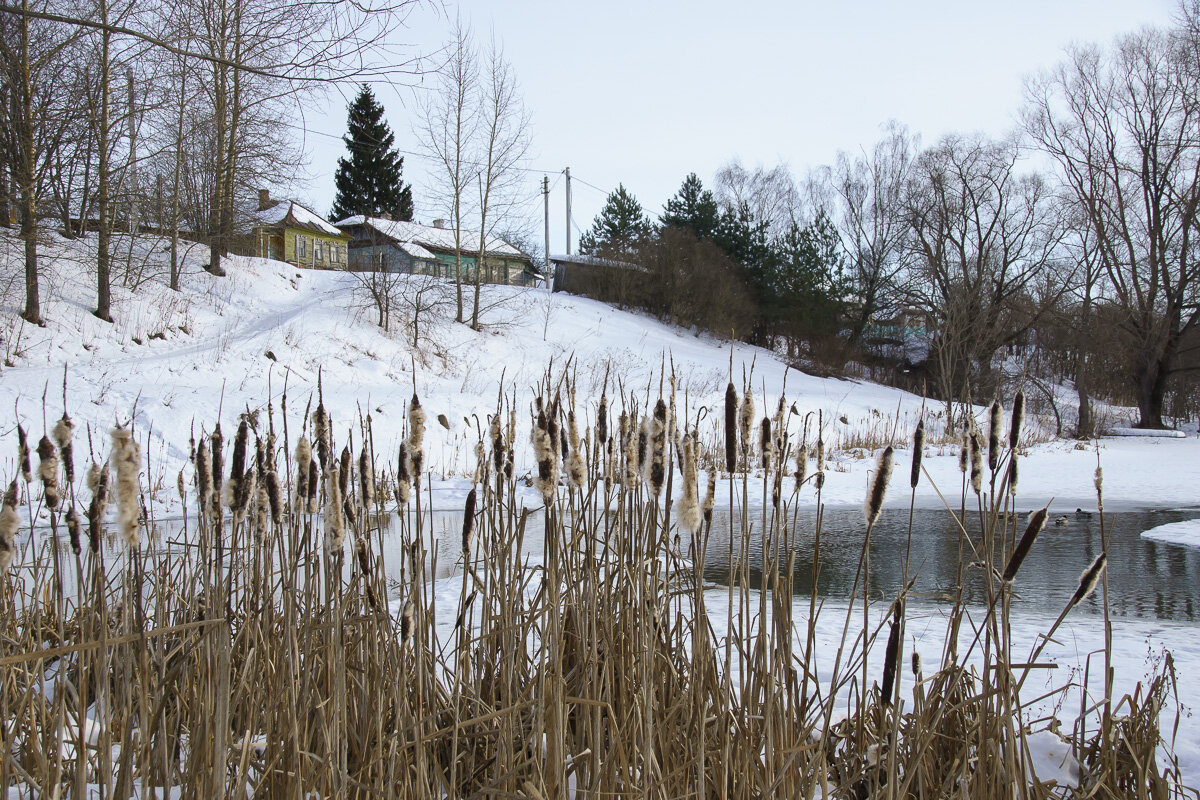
[
  {"x1": 53, "y1": 414, "x2": 74, "y2": 485},
  {"x1": 724, "y1": 382, "x2": 737, "y2": 473},
  {"x1": 969, "y1": 432, "x2": 983, "y2": 494},
  {"x1": 0, "y1": 481, "x2": 18, "y2": 570},
  {"x1": 461, "y1": 488, "x2": 476, "y2": 558},
  {"x1": 1069, "y1": 553, "x2": 1107, "y2": 609},
  {"x1": 864, "y1": 446, "x2": 894, "y2": 526},
  {"x1": 17, "y1": 424, "x2": 31, "y2": 483},
  {"x1": 1002, "y1": 507, "x2": 1048, "y2": 582},
  {"x1": 1010, "y1": 390, "x2": 1025, "y2": 449},
  {"x1": 988, "y1": 401, "x2": 1003, "y2": 472},
  {"x1": 910, "y1": 420, "x2": 925, "y2": 489},
  {"x1": 880, "y1": 601, "x2": 903, "y2": 706},
  {"x1": 37, "y1": 436, "x2": 60, "y2": 510}
]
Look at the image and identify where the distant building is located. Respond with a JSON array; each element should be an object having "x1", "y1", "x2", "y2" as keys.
[
  {"x1": 548, "y1": 253, "x2": 648, "y2": 302},
  {"x1": 251, "y1": 189, "x2": 350, "y2": 269},
  {"x1": 334, "y1": 215, "x2": 539, "y2": 286}
]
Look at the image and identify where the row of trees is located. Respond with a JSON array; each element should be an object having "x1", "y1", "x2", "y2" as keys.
[
  {"x1": 0, "y1": 0, "x2": 420, "y2": 325},
  {"x1": 580, "y1": 12, "x2": 1200, "y2": 431}
]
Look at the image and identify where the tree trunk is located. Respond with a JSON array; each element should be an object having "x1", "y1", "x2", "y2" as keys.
[
  {"x1": 1134, "y1": 358, "x2": 1167, "y2": 429},
  {"x1": 20, "y1": 184, "x2": 39, "y2": 324},
  {"x1": 95, "y1": 3, "x2": 112, "y2": 323}
]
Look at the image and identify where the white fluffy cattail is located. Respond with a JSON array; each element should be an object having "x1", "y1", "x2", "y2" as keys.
[
  {"x1": 863, "y1": 446, "x2": 894, "y2": 526},
  {"x1": 324, "y1": 466, "x2": 345, "y2": 551},
  {"x1": 969, "y1": 432, "x2": 983, "y2": 495},
  {"x1": 396, "y1": 442, "x2": 412, "y2": 506},
  {"x1": 37, "y1": 436, "x2": 60, "y2": 510},
  {"x1": 53, "y1": 414, "x2": 75, "y2": 485},
  {"x1": 110, "y1": 427, "x2": 142, "y2": 548},
  {"x1": 738, "y1": 390, "x2": 755, "y2": 465},
  {"x1": 1069, "y1": 553, "x2": 1107, "y2": 609},
  {"x1": 566, "y1": 409, "x2": 585, "y2": 488},
  {"x1": 988, "y1": 401, "x2": 1003, "y2": 472},
  {"x1": 0, "y1": 481, "x2": 18, "y2": 570},
  {"x1": 677, "y1": 433, "x2": 701, "y2": 535},
  {"x1": 795, "y1": 444, "x2": 808, "y2": 487},
  {"x1": 648, "y1": 400, "x2": 667, "y2": 495},
  {"x1": 295, "y1": 436, "x2": 312, "y2": 511}
]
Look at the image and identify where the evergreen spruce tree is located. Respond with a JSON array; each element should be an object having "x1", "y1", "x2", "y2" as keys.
[
  {"x1": 579, "y1": 184, "x2": 653, "y2": 254},
  {"x1": 330, "y1": 85, "x2": 414, "y2": 222},
  {"x1": 660, "y1": 173, "x2": 719, "y2": 241}
]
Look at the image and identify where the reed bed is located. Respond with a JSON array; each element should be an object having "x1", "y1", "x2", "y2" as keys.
[{"x1": 0, "y1": 371, "x2": 1190, "y2": 798}]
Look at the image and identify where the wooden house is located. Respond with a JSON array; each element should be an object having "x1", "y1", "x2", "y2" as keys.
[
  {"x1": 334, "y1": 215, "x2": 539, "y2": 287},
  {"x1": 251, "y1": 190, "x2": 350, "y2": 269}
]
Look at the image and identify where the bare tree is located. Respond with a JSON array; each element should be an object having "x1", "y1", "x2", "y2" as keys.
[
  {"x1": 713, "y1": 159, "x2": 800, "y2": 237},
  {"x1": 469, "y1": 33, "x2": 530, "y2": 329},
  {"x1": 904, "y1": 134, "x2": 1067, "y2": 406},
  {"x1": 832, "y1": 121, "x2": 916, "y2": 350},
  {"x1": 1026, "y1": 29, "x2": 1200, "y2": 428},
  {"x1": 417, "y1": 18, "x2": 478, "y2": 324}
]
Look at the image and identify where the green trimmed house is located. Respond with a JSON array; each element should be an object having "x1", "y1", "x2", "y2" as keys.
[
  {"x1": 334, "y1": 215, "x2": 540, "y2": 286},
  {"x1": 251, "y1": 190, "x2": 350, "y2": 269}
]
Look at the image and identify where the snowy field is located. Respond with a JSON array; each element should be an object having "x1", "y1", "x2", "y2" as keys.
[{"x1": 3, "y1": 231, "x2": 1199, "y2": 791}]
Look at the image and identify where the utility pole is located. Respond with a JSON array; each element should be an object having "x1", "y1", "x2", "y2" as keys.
[
  {"x1": 565, "y1": 167, "x2": 572, "y2": 255},
  {"x1": 127, "y1": 67, "x2": 138, "y2": 236},
  {"x1": 543, "y1": 175, "x2": 551, "y2": 286}
]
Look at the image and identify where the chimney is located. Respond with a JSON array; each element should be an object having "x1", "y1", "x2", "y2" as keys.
[
  {"x1": 433, "y1": 218, "x2": 446, "y2": 229},
  {"x1": 257, "y1": 189, "x2": 272, "y2": 211}
]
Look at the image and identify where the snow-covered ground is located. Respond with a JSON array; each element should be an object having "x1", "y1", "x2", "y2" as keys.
[{"x1": 3, "y1": 230, "x2": 1199, "y2": 790}]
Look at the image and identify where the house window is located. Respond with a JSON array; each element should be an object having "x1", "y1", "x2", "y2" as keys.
[
  {"x1": 296, "y1": 235, "x2": 306, "y2": 260},
  {"x1": 315, "y1": 241, "x2": 323, "y2": 262}
]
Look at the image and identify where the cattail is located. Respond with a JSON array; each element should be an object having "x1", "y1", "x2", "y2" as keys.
[
  {"x1": 1007, "y1": 454, "x2": 1019, "y2": 495},
  {"x1": 490, "y1": 413, "x2": 505, "y2": 474},
  {"x1": 1002, "y1": 507, "x2": 1047, "y2": 582},
  {"x1": 760, "y1": 417, "x2": 772, "y2": 470},
  {"x1": 397, "y1": 442, "x2": 412, "y2": 506},
  {"x1": 53, "y1": 414, "x2": 74, "y2": 485},
  {"x1": 473, "y1": 439, "x2": 487, "y2": 484},
  {"x1": 110, "y1": 427, "x2": 141, "y2": 548},
  {"x1": 702, "y1": 469, "x2": 716, "y2": 526},
  {"x1": 0, "y1": 481, "x2": 18, "y2": 570},
  {"x1": 37, "y1": 436, "x2": 60, "y2": 510},
  {"x1": 880, "y1": 601, "x2": 903, "y2": 706},
  {"x1": 295, "y1": 437, "x2": 311, "y2": 510},
  {"x1": 229, "y1": 419, "x2": 250, "y2": 513},
  {"x1": 437, "y1": 413, "x2": 450, "y2": 430},
  {"x1": 1068, "y1": 553, "x2": 1107, "y2": 609},
  {"x1": 325, "y1": 465, "x2": 344, "y2": 551},
  {"x1": 739, "y1": 390, "x2": 755, "y2": 464},
  {"x1": 461, "y1": 487, "x2": 476, "y2": 558},
  {"x1": 64, "y1": 506, "x2": 80, "y2": 555},
  {"x1": 596, "y1": 394, "x2": 608, "y2": 447},
  {"x1": 636, "y1": 416, "x2": 649, "y2": 478},
  {"x1": 408, "y1": 394, "x2": 426, "y2": 484},
  {"x1": 1094, "y1": 465, "x2": 1103, "y2": 512},
  {"x1": 177, "y1": 470, "x2": 186, "y2": 503},
  {"x1": 969, "y1": 432, "x2": 982, "y2": 494},
  {"x1": 566, "y1": 409, "x2": 585, "y2": 488},
  {"x1": 958, "y1": 427, "x2": 969, "y2": 474},
  {"x1": 17, "y1": 424, "x2": 31, "y2": 483},
  {"x1": 910, "y1": 420, "x2": 924, "y2": 489},
  {"x1": 911, "y1": 651, "x2": 922, "y2": 680},
  {"x1": 400, "y1": 601, "x2": 414, "y2": 643},
  {"x1": 724, "y1": 382, "x2": 737, "y2": 473},
  {"x1": 338, "y1": 446, "x2": 352, "y2": 508},
  {"x1": 313, "y1": 404, "x2": 329, "y2": 469},
  {"x1": 864, "y1": 446, "x2": 894, "y2": 526},
  {"x1": 988, "y1": 401, "x2": 1003, "y2": 472},
  {"x1": 816, "y1": 434, "x2": 825, "y2": 473},
  {"x1": 1010, "y1": 390, "x2": 1025, "y2": 449},
  {"x1": 623, "y1": 414, "x2": 641, "y2": 488},
  {"x1": 795, "y1": 444, "x2": 808, "y2": 487},
  {"x1": 677, "y1": 433, "x2": 701, "y2": 534},
  {"x1": 86, "y1": 462, "x2": 110, "y2": 553},
  {"x1": 533, "y1": 398, "x2": 557, "y2": 503},
  {"x1": 254, "y1": 477, "x2": 270, "y2": 540},
  {"x1": 649, "y1": 399, "x2": 667, "y2": 494},
  {"x1": 307, "y1": 459, "x2": 319, "y2": 513},
  {"x1": 210, "y1": 423, "x2": 224, "y2": 517}
]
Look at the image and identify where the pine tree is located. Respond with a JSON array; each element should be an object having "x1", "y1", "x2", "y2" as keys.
[
  {"x1": 330, "y1": 85, "x2": 414, "y2": 222},
  {"x1": 579, "y1": 184, "x2": 652, "y2": 254},
  {"x1": 660, "y1": 173, "x2": 719, "y2": 241}
]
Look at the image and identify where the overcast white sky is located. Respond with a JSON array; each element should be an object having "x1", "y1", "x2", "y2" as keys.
[{"x1": 294, "y1": 0, "x2": 1176, "y2": 256}]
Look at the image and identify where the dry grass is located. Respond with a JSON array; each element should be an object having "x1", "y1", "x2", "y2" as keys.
[{"x1": 0, "y1": 369, "x2": 1191, "y2": 798}]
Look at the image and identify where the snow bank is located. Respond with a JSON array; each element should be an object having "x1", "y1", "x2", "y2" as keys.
[
  {"x1": 1108, "y1": 427, "x2": 1188, "y2": 438},
  {"x1": 1141, "y1": 519, "x2": 1200, "y2": 549}
]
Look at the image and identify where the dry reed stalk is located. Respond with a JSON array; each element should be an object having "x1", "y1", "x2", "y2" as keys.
[
  {"x1": 724, "y1": 382, "x2": 737, "y2": 473},
  {"x1": 0, "y1": 480, "x2": 17, "y2": 570},
  {"x1": 37, "y1": 435, "x2": 59, "y2": 510},
  {"x1": 110, "y1": 426, "x2": 141, "y2": 547}
]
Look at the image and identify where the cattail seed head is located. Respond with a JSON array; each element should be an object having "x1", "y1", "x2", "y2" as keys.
[
  {"x1": 795, "y1": 444, "x2": 808, "y2": 487},
  {"x1": 988, "y1": 401, "x2": 1003, "y2": 472},
  {"x1": 911, "y1": 650, "x2": 922, "y2": 679},
  {"x1": 677, "y1": 433, "x2": 701, "y2": 535},
  {"x1": 324, "y1": 465, "x2": 344, "y2": 551},
  {"x1": 1010, "y1": 390, "x2": 1025, "y2": 449},
  {"x1": 110, "y1": 427, "x2": 141, "y2": 548},
  {"x1": 307, "y1": 459, "x2": 319, "y2": 514},
  {"x1": 969, "y1": 432, "x2": 983, "y2": 494},
  {"x1": 649, "y1": 399, "x2": 667, "y2": 495},
  {"x1": 738, "y1": 390, "x2": 755, "y2": 463},
  {"x1": 338, "y1": 446, "x2": 352, "y2": 508},
  {"x1": 490, "y1": 413, "x2": 505, "y2": 474},
  {"x1": 760, "y1": 417, "x2": 772, "y2": 470},
  {"x1": 17, "y1": 424, "x2": 31, "y2": 483},
  {"x1": 863, "y1": 446, "x2": 894, "y2": 526},
  {"x1": 910, "y1": 420, "x2": 925, "y2": 489},
  {"x1": 702, "y1": 469, "x2": 716, "y2": 526},
  {"x1": 566, "y1": 409, "x2": 585, "y2": 488},
  {"x1": 65, "y1": 507, "x2": 81, "y2": 555},
  {"x1": 210, "y1": 424, "x2": 224, "y2": 517},
  {"x1": 1069, "y1": 552, "x2": 1107, "y2": 609},
  {"x1": 461, "y1": 488, "x2": 476, "y2": 558},
  {"x1": 0, "y1": 481, "x2": 18, "y2": 570},
  {"x1": 37, "y1": 436, "x2": 60, "y2": 510},
  {"x1": 724, "y1": 382, "x2": 737, "y2": 473},
  {"x1": 397, "y1": 442, "x2": 411, "y2": 506},
  {"x1": 880, "y1": 602, "x2": 903, "y2": 706},
  {"x1": 313, "y1": 405, "x2": 329, "y2": 469},
  {"x1": 53, "y1": 414, "x2": 74, "y2": 485},
  {"x1": 230, "y1": 419, "x2": 250, "y2": 513},
  {"x1": 408, "y1": 393, "x2": 426, "y2": 470},
  {"x1": 400, "y1": 602, "x2": 414, "y2": 643},
  {"x1": 596, "y1": 395, "x2": 608, "y2": 447},
  {"x1": 359, "y1": 445, "x2": 374, "y2": 509},
  {"x1": 87, "y1": 461, "x2": 110, "y2": 553},
  {"x1": 958, "y1": 428, "x2": 969, "y2": 474},
  {"x1": 295, "y1": 436, "x2": 311, "y2": 506},
  {"x1": 1002, "y1": 507, "x2": 1047, "y2": 583},
  {"x1": 816, "y1": 435, "x2": 825, "y2": 473},
  {"x1": 1007, "y1": 454, "x2": 1018, "y2": 495}
]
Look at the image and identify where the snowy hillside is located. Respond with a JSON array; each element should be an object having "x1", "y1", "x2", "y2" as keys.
[{"x1": 2, "y1": 229, "x2": 1198, "y2": 517}]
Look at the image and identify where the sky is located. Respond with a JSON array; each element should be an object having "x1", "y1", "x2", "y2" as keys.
[{"x1": 294, "y1": 0, "x2": 1177, "y2": 258}]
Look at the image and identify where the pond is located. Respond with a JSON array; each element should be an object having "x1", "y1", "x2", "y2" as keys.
[{"x1": 700, "y1": 505, "x2": 1200, "y2": 622}]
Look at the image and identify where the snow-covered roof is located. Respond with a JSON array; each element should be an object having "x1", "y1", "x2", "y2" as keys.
[
  {"x1": 252, "y1": 201, "x2": 345, "y2": 238},
  {"x1": 398, "y1": 240, "x2": 437, "y2": 260},
  {"x1": 335, "y1": 216, "x2": 528, "y2": 261}
]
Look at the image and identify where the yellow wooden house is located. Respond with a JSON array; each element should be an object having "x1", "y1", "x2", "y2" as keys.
[{"x1": 251, "y1": 190, "x2": 350, "y2": 269}]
